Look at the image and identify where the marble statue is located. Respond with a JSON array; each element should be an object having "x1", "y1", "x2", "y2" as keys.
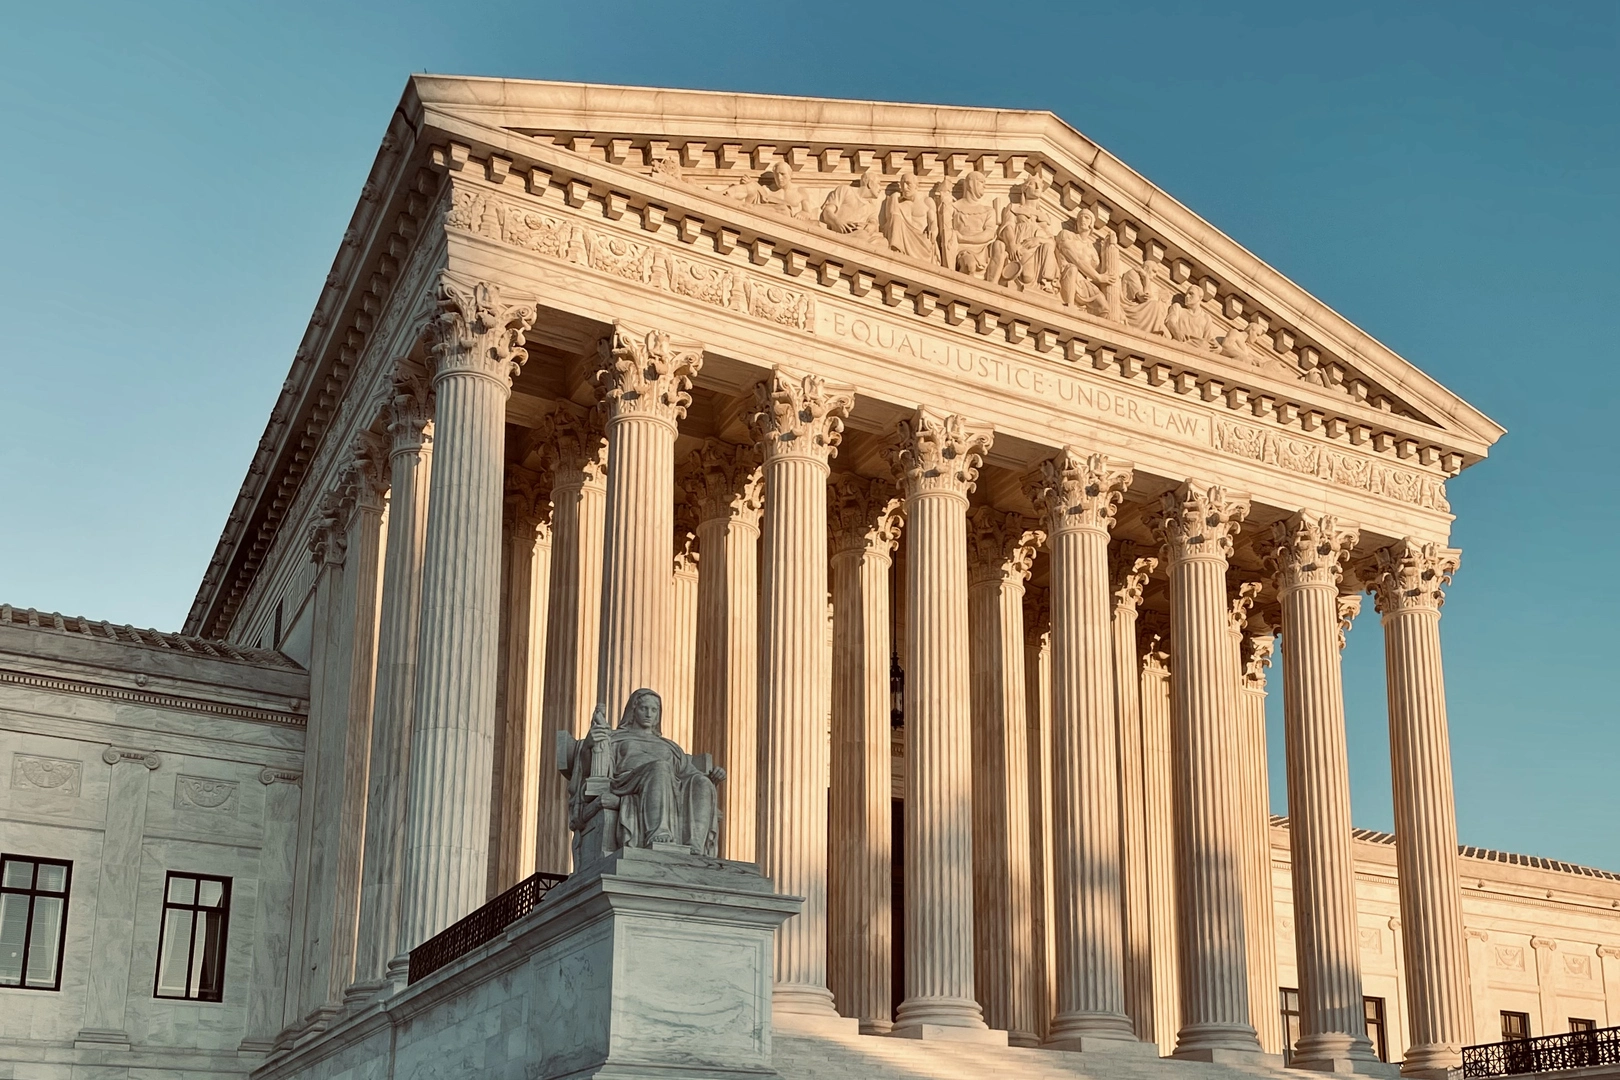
[
  {"x1": 986, "y1": 171, "x2": 1059, "y2": 290},
  {"x1": 558, "y1": 687, "x2": 726, "y2": 868},
  {"x1": 819, "y1": 168, "x2": 886, "y2": 248},
  {"x1": 938, "y1": 169, "x2": 1002, "y2": 274},
  {"x1": 1054, "y1": 207, "x2": 1118, "y2": 315},
  {"x1": 880, "y1": 171, "x2": 939, "y2": 261},
  {"x1": 1165, "y1": 283, "x2": 1218, "y2": 349},
  {"x1": 720, "y1": 161, "x2": 813, "y2": 218},
  {"x1": 1120, "y1": 262, "x2": 1171, "y2": 336}
]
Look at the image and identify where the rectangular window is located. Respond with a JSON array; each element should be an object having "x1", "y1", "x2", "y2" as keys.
[
  {"x1": 1280, "y1": 987, "x2": 1302, "y2": 1065},
  {"x1": 0, "y1": 854, "x2": 71, "y2": 991},
  {"x1": 1571, "y1": 1018, "x2": 1596, "y2": 1034},
  {"x1": 153, "y1": 872, "x2": 230, "y2": 1002},
  {"x1": 1364, "y1": 996, "x2": 1388, "y2": 1062},
  {"x1": 1502, "y1": 1011, "x2": 1532, "y2": 1042}
]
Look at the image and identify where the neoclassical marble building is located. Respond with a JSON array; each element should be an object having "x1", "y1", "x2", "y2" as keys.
[{"x1": 4, "y1": 76, "x2": 1583, "y2": 1080}]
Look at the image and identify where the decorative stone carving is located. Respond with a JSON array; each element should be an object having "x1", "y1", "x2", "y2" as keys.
[
  {"x1": 887, "y1": 409, "x2": 993, "y2": 498},
  {"x1": 682, "y1": 439, "x2": 763, "y2": 528},
  {"x1": 1265, "y1": 514, "x2": 1359, "y2": 593},
  {"x1": 820, "y1": 168, "x2": 886, "y2": 249},
  {"x1": 386, "y1": 363, "x2": 434, "y2": 456},
  {"x1": 503, "y1": 465, "x2": 553, "y2": 537},
  {"x1": 1212, "y1": 419, "x2": 1449, "y2": 512},
  {"x1": 1024, "y1": 449, "x2": 1134, "y2": 536},
  {"x1": 593, "y1": 326, "x2": 704, "y2": 426},
  {"x1": 559, "y1": 689, "x2": 726, "y2": 871},
  {"x1": 259, "y1": 768, "x2": 303, "y2": 786},
  {"x1": 748, "y1": 369, "x2": 854, "y2": 464},
  {"x1": 1335, "y1": 594, "x2": 1362, "y2": 650},
  {"x1": 1054, "y1": 208, "x2": 1118, "y2": 316},
  {"x1": 426, "y1": 276, "x2": 536, "y2": 387},
  {"x1": 10, "y1": 755, "x2": 82, "y2": 796},
  {"x1": 1241, "y1": 628, "x2": 1276, "y2": 688},
  {"x1": 307, "y1": 489, "x2": 349, "y2": 567},
  {"x1": 1150, "y1": 482, "x2": 1250, "y2": 562},
  {"x1": 1110, "y1": 548, "x2": 1158, "y2": 620},
  {"x1": 543, "y1": 406, "x2": 609, "y2": 488},
  {"x1": 965, "y1": 507, "x2": 1043, "y2": 587},
  {"x1": 1165, "y1": 283, "x2": 1219, "y2": 350},
  {"x1": 880, "y1": 171, "x2": 938, "y2": 262},
  {"x1": 102, "y1": 747, "x2": 160, "y2": 770},
  {"x1": 828, "y1": 473, "x2": 903, "y2": 557},
  {"x1": 938, "y1": 170, "x2": 1004, "y2": 274},
  {"x1": 1226, "y1": 580, "x2": 1263, "y2": 636},
  {"x1": 987, "y1": 170, "x2": 1059, "y2": 291},
  {"x1": 1366, "y1": 539, "x2": 1461, "y2": 615},
  {"x1": 175, "y1": 775, "x2": 238, "y2": 813},
  {"x1": 719, "y1": 161, "x2": 814, "y2": 219}
]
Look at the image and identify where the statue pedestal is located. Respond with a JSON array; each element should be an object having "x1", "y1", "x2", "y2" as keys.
[{"x1": 254, "y1": 847, "x2": 801, "y2": 1080}]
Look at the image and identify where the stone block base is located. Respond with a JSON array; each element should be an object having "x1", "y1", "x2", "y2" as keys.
[
  {"x1": 1043, "y1": 1034, "x2": 1161, "y2": 1056},
  {"x1": 775, "y1": 1013, "x2": 863, "y2": 1037},
  {"x1": 1172, "y1": 1046, "x2": 1284, "y2": 1067},
  {"x1": 889, "y1": 1024, "x2": 1010, "y2": 1045}
]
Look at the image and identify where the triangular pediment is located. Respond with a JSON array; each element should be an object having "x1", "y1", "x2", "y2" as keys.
[{"x1": 406, "y1": 74, "x2": 1503, "y2": 460}]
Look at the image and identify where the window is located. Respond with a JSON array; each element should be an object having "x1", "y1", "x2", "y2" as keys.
[
  {"x1": 1364, "y1": 996, "x2": 1388, "y2": 1062},
  {"x1": 153, "y1": 873, "x2": 230, "y2": 1001},
  {"x1": 1502, "y1": 1011, "x2": 1532, "y2": 1042},
  {"x1": 1571, "y1": 1018, "x2": 1597, "y2": 1034},
  {"x1": 0, "y1": 855, "x2": 71, "y2": 990},
  {"x1": 1280, "y1": 987, "x2": 1302, "y2": 1065}
]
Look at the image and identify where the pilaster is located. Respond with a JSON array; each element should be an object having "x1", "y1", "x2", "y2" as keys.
[{"x1": 242, "y1": 768, "x2": 303, "y2": 1050}]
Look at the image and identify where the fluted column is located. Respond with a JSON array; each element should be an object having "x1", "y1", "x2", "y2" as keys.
[
  {"x1": 488, "y1": 465, "x2": 552, "y2": 895},
  {"x1": 1150, "y1": 481, "x2": 1262, "y2": 1058},
  {"x1": 683, "y1": 439, "x2": 763, "y2": 862},
  {"x1": 594, "y1": 325, "x2": 703, "y2": 716},
  {"x1": 828, "y1": 474, "x2": 903, "y2": 1034},
  {"x1": 966, "y1": 507, "x2": 1043, "y2": 1046},
  {"x1": 1238, "y1": 626, "x2": 1283, "y2": 1055},
  {"x1": 1111, "y1": 546, "x2": 1159, "y2": 1043},
  {"x1": 1138, "y1": 621, "x2": 1181, "y2": 1056},
  {"x1": 1024, "y1": 587, "x2": 1056, "y2": 1040},
  {"x1": 399, "y1": 278, "x2": 535, "y2": 949},
  {"x1": 1026, "y1": 450, "x2": 1137, "y2": 1047},
  {"x1": 534, "y1": 408, "x2": 607, "y2": 874},
  {"x1": 1267, "y1": 513, "x2": 1377, "y2": 1070},
  {"x1": 1368, "y1": 540, "x2": 1467, "y2": 1078},
  {"x1": 753, "y1": 369, "x2": 854, "y2": 1021},
  {"x1": 353, "y1": 367, "x2": 433, "y2": 994},
  {"x1": 887, "y1": 408, "x2": 994, "y2": 1037},
  {"x1": 666, "y1": 510, "x2": 700, "y2": 750}
]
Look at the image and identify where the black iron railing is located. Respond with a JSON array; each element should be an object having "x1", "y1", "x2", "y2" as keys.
[
  {"x1": 407, "y1": 870, "x2": 567, "y2": 984},
  {"x1": 1463, "y1": 1026, "x2": 1620, "y2": 1077}
]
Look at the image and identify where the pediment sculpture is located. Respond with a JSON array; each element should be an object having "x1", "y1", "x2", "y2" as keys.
[{"x1": 557, "y1": 688, "x2": 726, "y2": 870}]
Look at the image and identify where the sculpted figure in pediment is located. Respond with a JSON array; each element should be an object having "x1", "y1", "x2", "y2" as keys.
[
  {"x1": 1120, "y1": 261, "x2": 1171, "y2": 337},
  {"x1": 820, "y1": 168, "x2": 886, "y2": 249},
  {"x1": 880, "y1": 171, "x2": 940, "y2": 262},
  {"x1": 649, "y1": 154, "x2": 687, "y2": 185},
  {"x1": 1165, "y1": 284, "x2": 1218, "y2": 349},
  {"x1": 1055, "y1": 207, "x2": 1119, "y2": 316},
  {"x1": 1218, "y1": 319, "x2": 1299, "y2": 378},
  {"x1": 719, "y1": 161, "x2": 814, "y2": 219},
  {"x1": 938, "y1": 170, "x2": 1004, "y2": 274},
  {"x1": 986, "y1": 171, "x2": 1060, "y2": 290}
]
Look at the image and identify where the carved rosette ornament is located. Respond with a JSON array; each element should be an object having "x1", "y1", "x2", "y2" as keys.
[
  {"x1": 1150, "y1": 483, "x2": 1250, "y2": 565},
  {"x1": 1108, "y1": 544, "x2": 1158, "y2": 618},
  {"x1": 593, "y1": 326, "x2": 704, "y2": 427},
  {"x1": 682, "y1": 439, "x2": 763, "y2": 528},
  {"x1": 966, "y1": 507, "x2": 1043, "y2": 588},
  {"x1": 426, "y1": 277, "x2": 536, "y2": 387},
  {"x1": 749, "y1": 369, "x2": 854, "y2": 465},
  {"x1": 827, "y1": 473, "x2": 904, "y2": 558},
  {"x1": 1025, "y1": 450, "x2": 1134, "y2": 537},
  {"x1": 886, "y1": 408, "x2": 993, "y2": 500},
  {"x1": 1265, "y1": 514, "x2": 1360, "y2": 597},
  {"x1": 1367, "y1": 540, "x2": 1461, "y2": 616}
]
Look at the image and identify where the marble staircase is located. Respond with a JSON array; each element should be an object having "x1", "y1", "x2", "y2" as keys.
[{"x1": 774, "y1": 1031, "x2": 1291, "y2": 1080}]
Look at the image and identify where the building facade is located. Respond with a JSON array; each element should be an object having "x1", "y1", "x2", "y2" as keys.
[{"x1": 3, "y1": 75, "x2": 1595, "y2": 1080}]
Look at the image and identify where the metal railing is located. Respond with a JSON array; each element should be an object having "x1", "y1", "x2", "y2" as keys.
[
  {"x1": 406, "y1": 870, "x2": 567, "y2": 984},
  {"x1": 1463, "y1": 1026, "x2": 1620, "y2": 1077}
]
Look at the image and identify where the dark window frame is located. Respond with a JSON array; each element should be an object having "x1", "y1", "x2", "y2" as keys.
[
  {"x1": 1571, "y1": 1017, "x2": 1597, "y2": 1034},
  {"x1": 1502, "y1": 1010, "x2": 1533, "y2": 1041},
  {"x1": 1364, "y1": 995, "x2": 1389, "y2": 1062},
  {"x1": 152, "y1": 871, "x2": 231, "y2": 1003},
  {"x1": 1280, "y1": 987, "x2": 1302, "y2": 1066},
  {"x1": 0, "y1": 853, "x2": 72, "y2": 992}
]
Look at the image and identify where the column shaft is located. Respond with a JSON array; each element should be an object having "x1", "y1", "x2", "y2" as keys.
[
  {"x1": 1152, "y1": 482, "x2": 1262, "y2": 1058},
  {"x1": 1111, "y1": 550, "x2": 1158, "y2": 1044},
  {"x1": 399, "y1": 278, "x2": 534, "y2": 949},
  {"x1": 889, "y1": 408, "x2": 992, "y2": 1036},
  {"x1": 1238, "y1": 631, "x2": 1284, "y2": 1056},
  {"x1": 1371, "y1": 541, "x2": 1468, "y2": 1078},
  {"x1": 666, "y1": 536, "x2": 700, "y2": 750},
  {"x1": 1139, "y1": 634, "x2": 1182, "y2": 1056},
  {"x1": 1024, "y1": 588, "x2": 1055, "y2": 1041}
]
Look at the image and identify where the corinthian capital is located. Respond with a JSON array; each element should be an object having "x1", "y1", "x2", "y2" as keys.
[
  {"x1": 749, "y1": 368, "x2": 854, "y2": 464},
  {"x1": 504, "y1": 465, "x2": 553, "y2": 536},
  {"x1": 1227, "y1": 579, "x2": 1264, "y2": 636},
  {"x1": 387, "y1": 362, "x2": 434, "y2": 455},
  {"x1": 1366, "y1": 539, "x2": 1461, "y2": 615},
  {"x1": 681, "y1": 439, "x2": 763, "y2": 526},
  {"x1": 1109, "y1": 542, "x2": 1158, "y2": 617},
  {"x1": 1024, "y1": 449, "x2": 1133, "y2": 536},
  {"x1": 1023, "y1": 585, "x2": 1051, "y2": 647},
  {"x1": 966, "y1": 506, "x2": 1044, "y2": 587},
  {"x1": 886, "y1": 408, "x2": 993, "y2": 498},
  {"x1": 1336, "y1": 593, "x2": 1362, "y2": 650},
  {"x1": 426, "y1": 276, "x2": 536, "y2": 387},
  {"x1": 1264, "y1": 512, "x2": 1360, "y2": 594},
  {"x1": 1242, "y1": 628, "x2": 1276, "y2": 689},
  {"x1": 307, "y1": 489, "x2": 348, "y2": 567},
  {"x1": 540, "y1": 407, "x2": 607, "y2": 489},
  {"x1": 1150, "y1": 481, "x2": 1250, "y2": 563},
  {"x1": 593, "y1": 325, "x2": 704, "y2": 425},
  {"x1": 828, "y1": 473, "x2": 903, "y2": 557},
  {"x1": 342, "y1": 431, "x2": 390, "y2": 514}
]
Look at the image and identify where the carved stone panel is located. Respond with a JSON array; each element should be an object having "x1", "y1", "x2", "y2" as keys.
[
  {"x1": 174, "y1": 775, "x2": 239, "y2": 814},
  {"x1": 10, "y1": 754, "x2": 83, "y2": 797},
  {"x1": 1493, "y1": 945, "x2": 1526, "y2": 971}
]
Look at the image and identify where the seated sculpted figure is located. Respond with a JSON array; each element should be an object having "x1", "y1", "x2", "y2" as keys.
[
  {"x1": 939, "y1": 169, "x2": 1002, "y2": 274},
  {"x1": 986, "y1": 171, "x2": 1059, "y2": 290},
  {"x1": 1054, "y1": 207, "x2": 1118, "y2": 316},
  {"x1": 1165, "y1": 284, "x2": 1217, "y2": 349},
  {"x1": 1120, "y1": 263, "x2": 1171, "y2": 336},
  {"x1": 558, "y1": 688, "x2": 725, "y2": 868},
  {"x1": 819, "y1": 168, "x2": 885, "y2": 249},
  {"x1": 880, "y1": 171, "x2": 939, "y2": 262}
]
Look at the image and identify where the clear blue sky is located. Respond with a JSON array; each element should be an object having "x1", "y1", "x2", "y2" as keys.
[{"x1": 2, "y1": 3, "x2": 1615, "y2": 868}]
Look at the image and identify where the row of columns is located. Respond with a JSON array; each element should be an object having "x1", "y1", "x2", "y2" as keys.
[{"x1": 286, "y1": 276, "x2": 1471, "y2": 1077}]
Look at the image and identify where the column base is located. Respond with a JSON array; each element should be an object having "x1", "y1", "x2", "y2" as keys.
[
  {"x1": 1174, "y1": 1021, "x2": 1266, "y2": 1060},
  {"x1": 859, "y1": 1017, "x2": 895, "y2": 1036},
  {"x1": 774, "y1": 983, "x2": 841, "y2": 1018},
  {"x1": 1293, "y1": 1033, "x2": 1392, "y2": 1075},
  {"x1": 893, "y1": 995, "x2": 992, "y2": 1038},
  {"x1": 1292, "y1": 1056, "x2": 1403, "y2": 1077},
  {"x1": 1044, "y1": 1034, "x2": 1160, "y2": 1056},
  {"x1": 74, "y1": 1028, "x2": 131, "y2": 1050},
  {"x1": 343, "y1": 979, "x2": 386, "y2": 1007},
  {"x1": 1008, "y1": 1029, "x2": 1041, "y2": 1048},
  {"x1": 1399, "y1": 1044, "x2": 1464, "y2": 1080},
  {"x1": 890, "y1": 1023, "x2": 1010, "y2": 1045},
  {"x1": 1049, "y1": 1011, "x2": 1139, "y2": 1045}
]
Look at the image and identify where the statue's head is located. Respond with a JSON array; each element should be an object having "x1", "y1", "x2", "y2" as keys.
[
  {"x1": 859, "y1": 167, "x2": 883, "y2": 196},
  {"x1": 962, "y1": 170, "x2": 986, "y2": 201},
  {"x1": 619, "y1": 688, "x2": 663, "y2": 734},
  {"x1": 1076, "y1": 208, "x2": 1096, "y2": 232}
]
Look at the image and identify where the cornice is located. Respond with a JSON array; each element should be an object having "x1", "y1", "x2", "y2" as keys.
[{"x1": 0, "y1": 668, "x2": 306, "y2": 728}]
